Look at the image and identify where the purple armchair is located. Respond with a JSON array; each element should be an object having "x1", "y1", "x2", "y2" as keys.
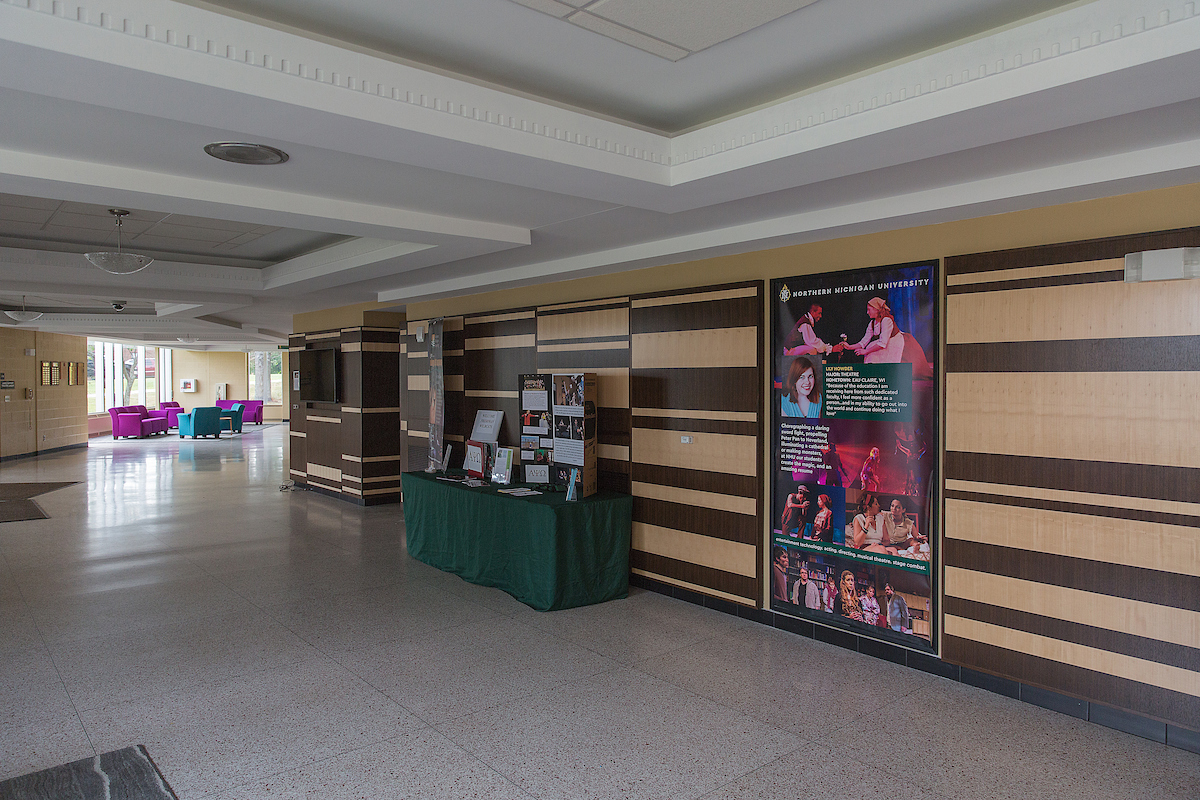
[
  {"x1": 216, "y1": 400, "x2": 265, "y2": 424},
  {"x1": 109, "y1": 405, "x2": 170, "y2": 439}
]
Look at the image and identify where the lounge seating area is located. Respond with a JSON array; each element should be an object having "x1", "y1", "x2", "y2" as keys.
[{"x1": 107, "y1": 401, "x2": 262, "y2": 440}]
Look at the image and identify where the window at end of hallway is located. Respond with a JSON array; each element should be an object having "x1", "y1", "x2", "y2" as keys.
[{"x1": 248, "y1": 350, "x2": 283, "y2": 405}]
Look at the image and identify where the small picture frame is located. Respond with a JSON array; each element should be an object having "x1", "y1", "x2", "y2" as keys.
[
  {"x1": 524, "y1": 464, "x2": 549, "y2": 484},
  {"x1": 491, "y1": 447, "x2": 514, "y2": 485}
]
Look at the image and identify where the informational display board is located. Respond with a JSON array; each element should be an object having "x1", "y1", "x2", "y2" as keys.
[
  {"x1": 519, "y1": 374, "x2": 554, "y2": 482},
  {"x1": 552, "y1": 373, "x2": 597, "y2": 497},
  {"x1": 770, "y1": 261, "x2": 938, "y2": 650}
]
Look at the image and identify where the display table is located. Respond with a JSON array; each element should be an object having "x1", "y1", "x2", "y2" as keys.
[{"x1": 401, "y1": 471, "x2": 632, "y2": 611}]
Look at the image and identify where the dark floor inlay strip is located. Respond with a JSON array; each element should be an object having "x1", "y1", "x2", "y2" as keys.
[{"x1": 0, "y1": 746, "x2": 178, "y2": 800}]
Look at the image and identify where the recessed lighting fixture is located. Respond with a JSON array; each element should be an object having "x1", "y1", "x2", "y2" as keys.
[
  {"x1": 85, "y1": 210, "x2": 154, "y2": 274},
  {"x1": 4, "y1": 296, "x2": 43, "y2": 323},
  {"x1": 204, "y1": 142, "x2": 290, "y2": 165}
]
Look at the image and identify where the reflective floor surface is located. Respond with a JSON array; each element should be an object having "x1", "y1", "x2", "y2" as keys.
[{"x1": 1, "y1": 426, "x2": 1197, "y2": 799}]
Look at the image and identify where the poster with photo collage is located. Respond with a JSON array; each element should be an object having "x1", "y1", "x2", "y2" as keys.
[{"x1": 770, "y1": 261, "x2": 938, "y2": 650}]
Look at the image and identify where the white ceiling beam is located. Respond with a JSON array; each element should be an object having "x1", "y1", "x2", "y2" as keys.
[
  {"x1": 262, "y1": 237, "x2": 435, "y2": 290},
  {"x1": 378, "y1": 135, "x2": 1200, "y2": 303},
  {"x1": 0, "y1": 147, "x2": 531, "y2": 245}
]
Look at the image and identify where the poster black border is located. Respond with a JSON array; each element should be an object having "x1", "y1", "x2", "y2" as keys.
[{"x1": 769, "y1": 258, "x2": 940, "y2": 655}]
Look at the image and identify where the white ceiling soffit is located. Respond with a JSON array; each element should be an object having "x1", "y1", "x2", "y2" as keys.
[
  {"x1": 511, "y1": 0, "x2": 820, "y2": 62},
  {"x1": 2, "y1": 0, "x2": 1196, "y2": 216}
]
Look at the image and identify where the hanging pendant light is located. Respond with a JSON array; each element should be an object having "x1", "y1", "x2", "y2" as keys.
[
  {"x1": 85, "y1": 210, "x2": 154, "y2": 275},
  {"x1": 4, "y1": 296, "x2": 43, "y2": 323}
]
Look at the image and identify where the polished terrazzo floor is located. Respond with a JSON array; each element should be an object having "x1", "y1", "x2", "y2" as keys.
[{"x1": 1, "y1": 426, "x2": 1197, "y2": 799}]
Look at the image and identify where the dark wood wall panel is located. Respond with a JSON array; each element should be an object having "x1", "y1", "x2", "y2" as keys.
[
  {"x1": 944, "y1": 227, "x2": 1200, "y2": 733},
  {"x1": 630, "y1": 367, "x2": 760, "y2": 412}
]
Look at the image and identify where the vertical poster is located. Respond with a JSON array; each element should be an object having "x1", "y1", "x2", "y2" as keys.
[
  {"x1": 770, "y1": 261, "x2": 938, "y2": 650},
  {"x1": 426, "y1": 318, "x2": 445, "y2": 472}
]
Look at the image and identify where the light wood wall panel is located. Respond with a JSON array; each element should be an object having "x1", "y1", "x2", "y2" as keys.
[
  {"x1": 944, "y1": 225, "x2": 1200, "y2": 731},
  {"x1": 946, "y1": 372, "x2": 1200, "y2": 468}
]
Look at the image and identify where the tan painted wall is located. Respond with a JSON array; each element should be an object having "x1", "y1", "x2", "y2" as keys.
[
  {"x1": 408, "y1": 182, "x2": 1200, "y2": 320},
  {"x1": 169, "y1": 350, "x2": 249, "y2": 411},
  {"x1": 292, "y1": 302, "x2": 401, "y2": 334},
  {"x1": 0, "y1": 328, "x2": 39, "y2": 457},
  {"x1": 0, "y1": 328, "x2": 88, "y2": 458},
  {"x1": 34, "y1": 333, "x2": 88, "y2": 452}
]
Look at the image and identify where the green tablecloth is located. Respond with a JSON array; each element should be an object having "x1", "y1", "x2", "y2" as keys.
[{"x1": 401, "y1": 471, "x2": 632, "y2": 611}]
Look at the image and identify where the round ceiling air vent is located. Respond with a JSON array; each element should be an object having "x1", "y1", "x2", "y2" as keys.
[{"x1": 203, "y1": 142, "x2": 290, "y2": 165}]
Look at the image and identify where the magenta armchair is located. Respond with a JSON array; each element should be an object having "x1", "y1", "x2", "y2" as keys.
[
  {"x1": 109, "y1": 405, "x2": 170, "y2": 438},
  {"x1": 216, "y1": 400, "x2": 265, "y2": 424}
]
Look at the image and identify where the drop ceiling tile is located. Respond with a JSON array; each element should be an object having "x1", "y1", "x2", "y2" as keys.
[
  {"x1": 135, "y1": 223, "x2": 242, "y2": 243},
  {"x1": 222, "y1": 232, "x2": 267, "y2": 246},
  {"x1": 587, "y1": 0, "x2": 818, "y2": 53},
  {"x1": 568, "y1": 11, "x2": 689, "y2": 61},
  {"x1": 162, "y1": 214, "x2": 261, "y2": 233},
  {"x1": 130, "y1": 234, "x2": 227, "y2": 250},
  {"x1": 0, "y1": 193, "x2": 60, "y2": 210},
  {"x1": 46, "y1": 212, "x2": 156, "y2": 233},
  {"x1": 0, "y1": 222, "x2": 59, "y2": 239},
  {"x1": 508, "y1": 0, "x2": 575, "y2": 18},
  {"x1": 54, "y1": 202, "x2": 164, "y2": 221},
  {"x1": 0, "y1": 206, "x2": 54, "y2": 224}
]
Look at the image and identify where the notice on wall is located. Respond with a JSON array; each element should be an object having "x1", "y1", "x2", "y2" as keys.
[
  {"x1": 823, "y1": 364, "x2": 912, "y2": 420},
  {"x1": 770, "y1": 261, "x2": 938, "y2": 650}
]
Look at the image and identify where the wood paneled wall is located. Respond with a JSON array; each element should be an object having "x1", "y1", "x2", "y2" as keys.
[
  {"x1": 288, "y1": 326, "x2": 402, "y2": 505},
  {"x1": 399, "y1": 283, "x2": 764, "y2": 606},
  {"x1": 629, "y1": 283, "x2": 763, "y2": 606},
  {"x1": 944, "y1": 226, "x2": 1200, "y2": 731}
]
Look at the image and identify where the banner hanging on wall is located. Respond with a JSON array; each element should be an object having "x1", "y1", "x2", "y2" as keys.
[
  {"x1": 426, "y1": 318, "x2": 445, "y2": 472},
  {"x1": 770, "y1": 260, "x2": 938, "y2": 651}
]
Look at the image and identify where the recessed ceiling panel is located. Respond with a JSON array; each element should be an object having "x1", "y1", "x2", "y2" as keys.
[
  {"x1": 584, "y1": 0, "x2": 820, "y2": 54},
  {"x1": 0, "y1": 193, "x2": 347, "y2": 267},
  {"x1": 567, "y1": 10, "x2": 689, "y2": 61}
]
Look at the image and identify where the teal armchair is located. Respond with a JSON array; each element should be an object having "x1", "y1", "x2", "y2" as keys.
[
  {"x1": 222, "y1": 403, "x2": 245, "y2": 434},
  {"x1": 178, "y1": 407, "x2": 224, "y2": 438}
]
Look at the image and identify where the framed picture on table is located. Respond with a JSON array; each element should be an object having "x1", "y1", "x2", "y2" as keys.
[{"x1": 464, "y1": 439, "x2": 487, "y2": 479}]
